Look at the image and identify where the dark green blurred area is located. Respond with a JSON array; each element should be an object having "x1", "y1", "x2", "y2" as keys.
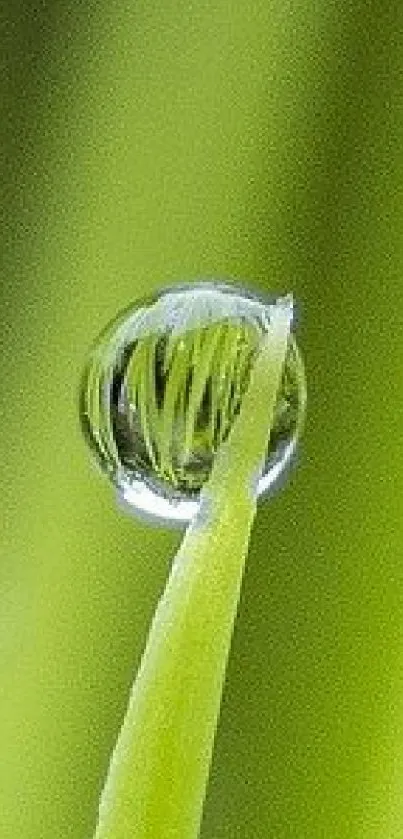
[{"x1": 1, "y1": 2, "x2": 403, "y2": 837}]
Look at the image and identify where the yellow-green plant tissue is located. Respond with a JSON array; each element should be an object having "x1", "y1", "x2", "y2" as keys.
[{"x1": 80, "y1": 280, "x2": 306, "y2": 839}]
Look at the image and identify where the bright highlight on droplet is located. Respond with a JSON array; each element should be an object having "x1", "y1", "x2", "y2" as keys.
[{"x1": 80, "y1": 281, "x2": 306, "y2": 526}]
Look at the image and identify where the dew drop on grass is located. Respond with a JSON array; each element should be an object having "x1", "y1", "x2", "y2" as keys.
[{"x1": 80, "y1": 281, "x2": 306, "y2": 526}]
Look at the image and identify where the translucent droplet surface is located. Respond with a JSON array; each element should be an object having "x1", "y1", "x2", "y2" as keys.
[{"x1": 80, "y1": 281, "x2": 306, "y2": 526}]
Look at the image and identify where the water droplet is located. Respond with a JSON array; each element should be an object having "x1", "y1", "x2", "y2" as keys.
[{"x1": 80, "y1": 281, "x2": 306, "y2": 526}]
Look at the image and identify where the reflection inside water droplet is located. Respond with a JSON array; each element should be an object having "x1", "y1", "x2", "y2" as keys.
[{"x1": 80, "y1": 281, "x2": 306, "y2": 526}]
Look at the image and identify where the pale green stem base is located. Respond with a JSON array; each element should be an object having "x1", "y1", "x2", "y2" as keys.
[{"x1": 94, "y1": 304, "x2": 292, "y2": 839}]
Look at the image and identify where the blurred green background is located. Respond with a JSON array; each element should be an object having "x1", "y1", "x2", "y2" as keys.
[{"x1": 1, "y1": 1, "x2": 403, "y2": 837}]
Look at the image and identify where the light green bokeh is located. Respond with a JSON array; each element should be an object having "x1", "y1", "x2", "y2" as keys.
[{"x1": 1, "y1": 1, "x2": 403, "y2": 837}]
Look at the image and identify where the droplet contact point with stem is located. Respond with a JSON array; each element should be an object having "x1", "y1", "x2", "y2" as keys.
[{"x1": 80, "y1": 282, "x2": 306, "y2": 839}]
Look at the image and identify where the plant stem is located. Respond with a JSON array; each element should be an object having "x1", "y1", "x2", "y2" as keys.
[{"x1": 94, "y1": 301, "x2": 292, "y2": 839}]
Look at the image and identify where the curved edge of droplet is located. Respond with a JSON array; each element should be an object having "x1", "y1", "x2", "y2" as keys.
[
  {"x1": 258, "y1": 334, "x2": 307, "y2": 502},
  {"x1": 117, "y1": 479, "x2": 199, "y2": 529}
]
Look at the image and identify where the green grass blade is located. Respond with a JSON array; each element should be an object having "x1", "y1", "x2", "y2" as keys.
[
  {"x1": 182, "y1": 324, "x2": 223, "y2": 466},
  {"x1": 127, "y1": 339, "x2": 159, "y2": 473},
  {"x1": 94, "y1": 301, "x2": 292, "y2": 839},
  {"x1": 211, "y1": 322, "x2": 243, "y2": 446},
  {"x1": 158, "y1": 336, "x2": 193, "y2": 483}
]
